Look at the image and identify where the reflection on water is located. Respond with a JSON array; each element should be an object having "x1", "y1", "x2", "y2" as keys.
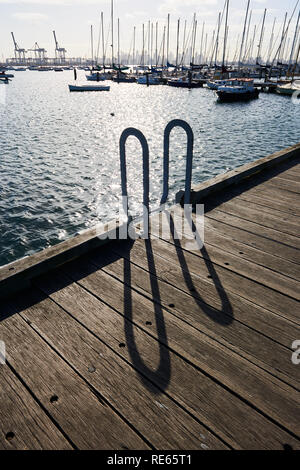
[{"x1": 0, "y1": 70, "x2": 299, "y2": 267}]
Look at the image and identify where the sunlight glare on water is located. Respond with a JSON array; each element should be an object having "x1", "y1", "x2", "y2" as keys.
[{"x1": 0, "y1": 70, "x2": 299, "y2": 267}]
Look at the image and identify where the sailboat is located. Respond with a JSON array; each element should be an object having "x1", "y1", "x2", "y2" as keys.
[
  {"x1": 167, "y1": 74, "x2": 203, "y2": 88},
  {"x1": 137, "y1": 73, "x2": 161, "y2": 85},
  {"x1": 86, "y1": 71, "x2": 106, "y2": 81},
  {"x1": 112, "y1": 17, "x2": 135, "y2": 82},
  {"x1": 113, "y1": 71, "x2": 136, "y2": 83},
  {"x1": 276, "y1": 20, "x2": 300, "y2": 96},
  {"x1": 217, "y1": 78, "x2": 259, "y2": 101},
  {"x1": 276, "y1": 80, "x2": 300, "y2": 95}
]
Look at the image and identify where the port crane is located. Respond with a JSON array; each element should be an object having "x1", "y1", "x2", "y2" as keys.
[
  {"x1": 11, "y1": 32, "x2": 26, "y2": 63},
  {"x1": 53, "y1": 31, "x2": 67, "y2": 63},
  {"x1": 28, "y1": 42, "x2": 47, "y2": 64}
]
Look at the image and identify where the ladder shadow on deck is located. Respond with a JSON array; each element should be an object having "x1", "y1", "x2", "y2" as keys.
[
  {"x1": 122, "y1": 238, "x2": 171, "y2": 393},
  {"x1": 168, "y1": 214, "x2": 234, "y2": 326}
]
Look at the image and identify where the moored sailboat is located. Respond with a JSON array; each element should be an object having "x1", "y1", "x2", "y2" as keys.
[
  {"x1": 276, "y1": 79, "x2": 300, "y2": 95},
  {"x1": 167, "y1": 76, "x2": 203, "y2": 88},
  {"x1": 217, "y1": 79, "x2": 259, "y2": 101}
]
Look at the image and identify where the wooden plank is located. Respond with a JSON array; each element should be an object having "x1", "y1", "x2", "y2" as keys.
[
  {"x1": 90, "y1": 246, "x2": 300, "y2": 389},
  {"x1": 261, "y1": 177, "x2": 300, "y2": 194},
  {"x1": 275, "y1": 173, "x2": 300, "y2": 184},
  {"x1": 229, "y1": 191, "x2": 300, "y2": 218},
  {"x1": 0, "y1": 220, "x2": 125, "y2": 300},
  {"x1": 14, "y1": 285, "x2": 224, "y2": 451},
  {"x1": 202, "y1": 214, "x2": 299, "y2": 265},
  {"x1": 36, "y1": 268, "x2": 300, "y2": 450},
  {"x1": 0, "y1": 365, "x2": 72, "y2": 450},
  {"x1": 112, "y1": 237, "x2": 300, "y2": 325},
  {"x1": 239, "y1": 185, "x2": 300, "y2": 210},
  {"x1": 151, "y1": 210, "x2": 300, "y2": 295},
  {"x1": 276, "y1": 167, "x2": 300, "y2": 181},
  {"x1": 0, "y1": 302, "x2": 149, "y2": 450},
  {"x1": 169, "y1": 209, "x2": 299, "y2": 281},
  {"x1": 51, "y1": 263, "x2": 300, "y2": 437},
  {"x1": 206, "y1": 198, "x2": 299, "y2": 238},
  {"x1": 183, "y1": 144, "x2": 300, "y2": 205},
  {"x1": 206, "y1": 211, "x2": 300, "y2": 259}
]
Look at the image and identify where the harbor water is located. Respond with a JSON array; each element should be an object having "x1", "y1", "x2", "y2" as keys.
[{"x1": 0, "y1": 70, "x2": 299, "y2": 267}]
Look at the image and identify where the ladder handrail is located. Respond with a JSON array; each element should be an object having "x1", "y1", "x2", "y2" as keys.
[
  {"x1": 161, "y1": 119, "x2": 194, "y2": 207},
  {"x1": 119, "y1": 120, "x2": 194, "y2": 231},
  {"x1": 119, "y1": 127, "x2": 150, "y2": 229}
]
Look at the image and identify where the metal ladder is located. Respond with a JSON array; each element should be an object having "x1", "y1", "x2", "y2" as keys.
[{"x1": 119, "y1": 119, "x2": 194, "y2": 234}]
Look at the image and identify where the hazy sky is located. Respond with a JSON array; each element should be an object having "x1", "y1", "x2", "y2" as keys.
[{"x1": 0, "y1": 0, "x2": 299, "y2": 61}]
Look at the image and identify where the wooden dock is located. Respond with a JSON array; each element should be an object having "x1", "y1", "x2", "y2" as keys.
[{"x1": 0, "y1": 144, "x2": 299, "y2": 450}]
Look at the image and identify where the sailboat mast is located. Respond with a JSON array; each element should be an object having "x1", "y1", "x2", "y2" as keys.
[
  {"x1": 204, "y1": 33, "x2": 208, "y2": 64},
  {"x1": 155, "y1": 22, "x2": 158, "y2": 67},
  {"x1": 278, "y1": 12, "x2": 288, "y2": 63},
  {"x1": 232, "y1": 33, "x2": 240, "y2": 63},
  {"x1": 166, "y1": 13, "x2": 170, "y2": 65},
  {"x1": 266, "y1": 17, "x2": 276, "y2": 65},
  {"x1": 257, "y1": 8, "x2": 267, "y2": 64},
  {"x1": 215, "y1": 12, "x2": 221, "y2": 66},
  {"x1": 176, "y1": 18, "x2": 180, "y2": 68},
  {"x1": 133, "y1": 26, "x2": 136, "y2": 66},
  {"x1": 249, "y1": 24, "x2": 256, "y2": 61},
  {"x1": 117, "y1": 18, "x2": 120, "y2": 66},
  {"x1": 281, "y1": 16, "x2": 289, "y2": 62},
  {"x1": 200, "y1": 21, "x2": 205, "y2": 64},
  {"x1": 243, "y1": 9, "x2": 252, "y2": 63},
  {"x1": 148, "y1": 20, "x2": 150, "y2": 65},
  {"x1": 222, "y1": 0, "x2": 229, "y2": 69},
  {"x1": 151, "y1": 23, "x2": 153, "y2": 68},
  {"x1": 181, "y1": 20, "x2": 187, "y2": 66},
  {"x1": 190, "y1": 13, "x2": 196, "y2": 64},
  {"x1": 292, "y1": 32, "x2": 300, "y2": 81},
  {"x1": 91, "y1": 25, "x2": 94, "y2": 67},
  {"x1": 269, "y1": 0, "x2": 300, "y2": 79},
  {"x1": 162, "y1": 25, "x2": 166, "y2": 66},
  {"x1": 192, "y1": 19, "x2": 198, "y2": 64},
  {"x1": 238, "y1": 0, "x2": 250, "y2": 70},
  {"x1": 209, "y1": 30, "x2": 215, "y2": 66},
  {"x1": 226, "y1": 27, "x2": 230, "y2": 65},
  {"x1": 142, "y1": 23, "x2": 145, "y2": 67},
  {"x1": 101, "y1": 12, "x2": 105, "y2": 67},
  {"x1": 288, "y1": 10, "x2": 300, "y2": 68},
  {"x1": 111, "y1": 0, "x2": 114, "y2": 66}
]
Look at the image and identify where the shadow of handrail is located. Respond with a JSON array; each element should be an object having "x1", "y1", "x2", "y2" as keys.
[
  {"x1": 120, "y1": 127, "x2": 171, "y2": 393},
  {"x1": 158, "y1": 120, "x2": 234, "y2": 325},
  {"x1": 168, "y1": 213, "x2": 234, "y2": 326}
]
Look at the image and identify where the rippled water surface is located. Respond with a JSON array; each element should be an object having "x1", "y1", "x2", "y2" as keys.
[{"x1": 0, "y1": 70, "x2": 299, "y2": 267}]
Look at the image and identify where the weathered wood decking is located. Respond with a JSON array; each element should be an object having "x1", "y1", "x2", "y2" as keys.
[{"x1": 0, "y1": 147, "x2": 299, "y2": 450}]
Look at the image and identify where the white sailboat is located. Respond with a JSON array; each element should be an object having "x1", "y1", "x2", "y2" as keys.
[{"x1": 276, "y1": 79, "x2": 300, "y2": 95}]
